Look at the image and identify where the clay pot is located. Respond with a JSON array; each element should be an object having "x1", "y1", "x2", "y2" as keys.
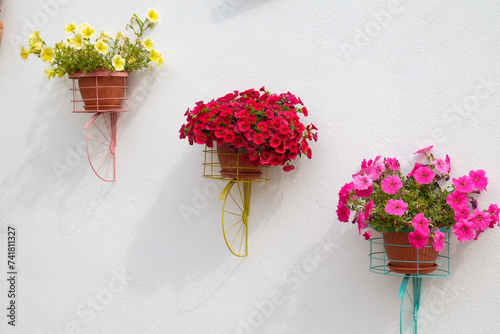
[
  {"x1": 384, "y1": 231, "x2": 439, "y2": 275},
  {"x1": 69, "y1": 70, "x2": 128, "y2": 112},
  {"x1": 217, "y1": 143, "x2": 262, "y2": 180}
]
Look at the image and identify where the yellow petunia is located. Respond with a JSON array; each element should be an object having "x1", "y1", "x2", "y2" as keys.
[
  {"x1": 157, "y1": 56, "x2": 164, "y2": 68},
  {"x1": 150, "y1": 49, "x2": 161, "y2": 63},
  {"x1": 20, "y1": 46, "x2": 30, "y2": 60},
  {"x1": 94, "y1": 40, "x2": 108, "y2": 54},
  {"x1": 41, "y1": 47, "x2": 55, "y2": 63},
  {"x1": 65, "y1": 22, "x2": 76, "y2": 33},
  {"x1": 45, "y1": 68, "x2": 56, "y2": 80},
  {"x1": 80, "y1": 25, "x2": 95, "y2": 38},
  {"x1": 147, "y1": 9, "x2": 159, "y2": 23},
  {"x1": 77, "y1": 22, "x2": 89, "y2": 31},
  {"x1": 112, "y1": 55, "x2": 125, "y2": 71},
  {"x1": 71, "y1": 33, "x2": 84, "y2": 49},
  {"x1": 29, "y1": 30, "x2": 40, "y2": 42},
  {"x1": 143, "y1": 38, "x2": 154, "y2": 51}
]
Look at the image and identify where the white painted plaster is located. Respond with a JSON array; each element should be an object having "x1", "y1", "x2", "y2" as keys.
[{"x1": 0, "y1": 0, "x2": 499, "y2": 333}]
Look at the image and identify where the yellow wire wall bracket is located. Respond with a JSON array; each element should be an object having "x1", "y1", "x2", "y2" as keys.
[{"x1": 202, "y1": 146, "x2": 269, "y2": 257}]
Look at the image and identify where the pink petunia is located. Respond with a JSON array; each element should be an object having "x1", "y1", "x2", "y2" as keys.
[
  {"x1": 446, "y1": 191, "x2": 468, "y2": 210},
  {"x1": 453, "y1": 219, "x2": 475, "y2": 242},
  {"x1": 411, "y1": 213, "x2": 430, "y2": 233},
  {"x1": 385, "y1": 199, "x2": 408, "y2": 216},
  {"x1": 338, "y1": 182, "x2": 354, "y2": 206},
  {"x1": 454, "y1": 204, "x2": 470, "y2": 221},
  {"x1": 413, "y1": 166, "x2": 435, "y2": 184},
  {"x1": 370, "y1": 162, "x2": 386, "y2": 179},
  {"x1": 468, "y1": 208, "x2": 492, "y2": 232},
  {"x1": 432, "y1": 229, "x2": 445, "y2": 251},
  {"x1": 365, "y1": 199, "x2": 374, "y2": 219},
  {"x1": 363, "y1": 231, "x2": 372, "y2": 240},
  {"x1": 381, "y1": 175, "x2": 403, "y2": 194},
  {"x1": 355, "y1": 186, "x2": 373, "y2": 198},
  {"x1": 384, "y1": 157, "x2": 400, "y2": 171},
  {"x1": 488, "y1": 204, "x2": 500, "y2": 226},
  {"x1": 452, "y1": 176, "x2": 474, "y2": 193},
  {"x1": 282, "y1": 164, "x2": 295, "y2": 172},
  {"x1": 408, "y1": 228, "x2": 429, "y2": 249},
  {"x1": 353, "y1": 174, "x2": 373, "y2": 191},
  {"x1": 336, "y1": 205, "x2": 350, "y2": 222},
  {"x1": 413, "y1": 145, "x2": 434, "y2": 156},
  {"x1": 408, "y1": 163, "x2": 422, "y2": 178},
  {"x1": 357, "y1": 214, "x2": 368, "y2": 234},
  {"x1": 433, "y1": 158, "x2": 450, "y2": 174},
  {"x1": 469, "y1": 170, "x2": 488, "y2": 191}
]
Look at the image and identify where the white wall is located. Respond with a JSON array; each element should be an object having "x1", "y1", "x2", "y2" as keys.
[{"x1": 1, "y1": 0, "x2": 499, "y2": 333}]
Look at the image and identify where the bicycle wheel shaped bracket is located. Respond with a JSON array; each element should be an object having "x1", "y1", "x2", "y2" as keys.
[
  {"x1": 202, "y1": 147, "x2": 269, "y2": 257},
  {"x1": 69, "y1": 73, "x2": 130, "y2": 181},
  {"x1": 369, "y1": 232, "x2": 451, "y2": 333}
]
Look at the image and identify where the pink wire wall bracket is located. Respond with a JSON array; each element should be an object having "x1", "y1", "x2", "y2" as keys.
[{"x1": 69, "y1": 71, "x2": 129, "y2": 182}]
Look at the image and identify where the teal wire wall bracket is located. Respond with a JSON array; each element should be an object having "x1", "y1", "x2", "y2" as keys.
[{"x1": 369, "y1": 232, "x2": 451, "y2": 333}]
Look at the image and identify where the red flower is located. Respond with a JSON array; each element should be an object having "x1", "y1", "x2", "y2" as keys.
[
  {"x1": 195, "y1": 133, "x2": 207, "y2": 145},
  {"x1": 233, "y1": 136, "x2": 245, "y2": 148},
  {"x1": 238, "y1": 120, "x2": 250, "y2": 132},
  {"x1": 223, "y1": 131, "x2": 235, "y2": 143},
  {"x1": 269, "y1": 135, "x2": 282, "y2": 148},
  {"x1": 283, "y1": 164, "x2": 295, "y2": 172},
  {"x1": 253, "y1": 133, "x2": 265, "y2": 145},
  {"x1": 257, "y1": 121, "x2": 268, "y2": 131}
]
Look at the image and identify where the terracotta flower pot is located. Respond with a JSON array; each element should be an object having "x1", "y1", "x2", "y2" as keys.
[
  {"x1": 69, "y1": 70, "x2": 128, "y2": 112},
  {"x1": 217, "y1": 143, "x2": 262, "y2": 179},
  {"x1": 384, "y1": 231, "x2": 439, "y2": 275}
]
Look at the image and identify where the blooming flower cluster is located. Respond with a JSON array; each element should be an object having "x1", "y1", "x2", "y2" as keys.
[
  {"x1": 179, "y1": 87, "x2": 318, "y2": 172},
  {"x1": 337, "y1": 146, "x2": 499, "y2": 250},
  {"x1": 21, "y1": 9, "x2": 163, "y2": 79}
]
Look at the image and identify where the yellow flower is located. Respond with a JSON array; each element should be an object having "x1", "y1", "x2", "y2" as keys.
[
  {"x1": 40, "y1": 47, "x2": 55, "y2": 63},
  {"x1": 65, "y1": 22, "x2": 76, "y2": 33},
  {"x1": 29, "y1": 30, "x2": 40, "y2": 42},
  {"x1": 157, "y1": 56, "x2": 164, "y2": 68},
  {"x1": 150, "y1": 49, "x2": 161, "y2": 62},
  {"x1": 94, "y1": 40, "x2": 108, "y2": 54},
  {"x1": 147, "y1": 9, "x2": 159, "y2": 23},
  {"x1": 20, "y1": 46, "x2": 30, "y2": 60},
  {"x1": 35, "y1": 41, "x2": 43, "y2": 51},
  {"x1": 45, "y1": 68, "x2": 56, "y2": 80},
  {"x1": 71, "y1": 33, "x2": 83, "y2": 49},
  {"x1": 80, "y1": 25, "x2": 95, "y2": 38},
  {"x1": 112, "y1": 55, "x2": 125, "y2": 71},
  {"x1": 128, "y1": 57, "x2": 135, "y2": 64},
  {"x1": 143, "y1": 37, "x2": 154, "y2": 51},
  {"x1": 77, "y1": 22, "x2": 89, "y2": 31}
]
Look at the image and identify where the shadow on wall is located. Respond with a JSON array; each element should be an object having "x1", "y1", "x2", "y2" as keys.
[
  {"x1": 0, "y1": 71, "x2": 162, "y2": 236},
  {"x1": 123, "y1": 148, "x2": 293, "y2": 312},
  {"x1": 212, "y1": 0, "x2": 275, "y2": 22}
]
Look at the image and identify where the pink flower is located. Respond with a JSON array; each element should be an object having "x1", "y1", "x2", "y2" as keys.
[
  {"x1": 408, "y1": 163, "x2": 422, "y2": 178},
  {"x1": 413, "y1": 145, "x2": 434, "y2": 156},
  {"x1": 411, "y1": 213, "x2": 430, "y2": 233},
  {"x1": 488, "y1": 204, "x2": 500, "y2": 226},
  {"x1": 469, "y1": 170, "x2": 488, "y2": 191},
  {"x1": 353, "y1": 174, "x2": 373, "y2": 191},
  {"x1": 363, "y1": 231, "x2": 372, "y2": 240},
  {"x1": 408, "y1": 228, "x2": 429, "y2": 249},
  {"x1": 357, "y1": 214, "x2": 368, "y2": 234},
  {"x1": 381, "y1": 175, "x2": 403, "y2": 194},
  {"x1": 336, "y1": 205, "x2": 350, "y2": 222},
  {"x1": 355, "y1": 186, "x2": 373, "y2": 198},
  {"x1": 453, "y1": 219, "x2": 475, "y2": 242},
  {"x1": 338, "y1": 182, "x2": 354, "y2": 206},
  {"x1": 468, "y1": 208, "x2": 492, "y2": 232},
  {"x1": 454, "y1": 204, "x2": 470, "y2": 221},
  {"x1": 452, "y1": 176, "x2": 474, "y2": 193},
  {"x1": 384, "y1": 157, "x2": 400, "y2": 171},
  {"x1": 365, "y1": 199, "x2": 374, "y2": 219},
  {"x1": 413, "y1": 166, "x2": 435, "y2": 184},
  {"x1": 385, "y1": 199, "x2": 408, "y2": 216},
  {"x1": 283, "y1": 164, "x2": 295, "y2": 172},
  {"x1": 433, "y1": 158, "x2": 450, "y2": 174},
  {"x1": 370, "y1": 162, "x2": 386, "y2": 179},
  {"x1": 446, "y1": 191, "x2": 468, "y2": 210},
  {"x1": 432, "y1": 229, "x2": 445, "y2": 251}
]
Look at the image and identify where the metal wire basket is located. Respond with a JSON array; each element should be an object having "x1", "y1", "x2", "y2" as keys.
[
  {"x1": 369, "y1": 231, "x2": 451, "y2": 278},
  {"x1": 202, "y1": 146, "x2": 269, "y2": 183}
]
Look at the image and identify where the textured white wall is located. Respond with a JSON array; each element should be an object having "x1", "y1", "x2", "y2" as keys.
[{"x1": 1, "y1": 0, "x2": 499, "y2": 333}]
